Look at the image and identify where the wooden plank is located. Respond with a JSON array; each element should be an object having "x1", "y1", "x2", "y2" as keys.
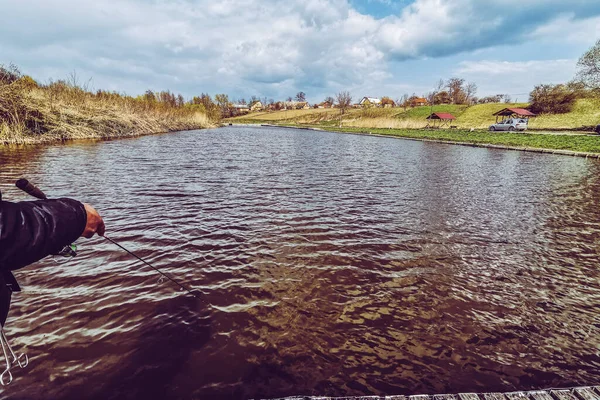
[
  {"x1": 458, "y1": 394, "x2": 480, "y2": 400},
  {"x1": 551, "y1": 390, "x2": 579, "y2": 400},
  {"x1": 505, "y1": 392, "x2": 530, "y2": 400},
  {"x1": 528, "y1": 391, "x2": 554, "y2": 400},
  {"x1": 409, "y1": 395, "x2": 430, "y2": 400},
  {"x1": 574, "y1": 388, "x2": 600, "y2": 400},
  {"x1": 433, "y1": 395, "x2": 457, "y2": 400},
  {"x1": 483, "y1": 393, "x2": 508, "y2": 400}
]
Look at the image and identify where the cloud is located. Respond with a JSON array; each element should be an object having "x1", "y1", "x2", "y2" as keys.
[
  {"x1": 0, "y1": 0, "x2": 599, "y2": 101},
  {"x1": 374, "y1": 0, "x2": 600, "y2": 60},
  {"x1": 454, "y1": 59, "x2": 577, "y2": 98}
]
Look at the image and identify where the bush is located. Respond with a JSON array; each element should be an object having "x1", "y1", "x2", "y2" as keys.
[
  {"x1": 529, "y1": 84, "x2": 579, "y2": 114},
  {"x1": 0, "y1": 64, "x2": 21, "y2": 84}
]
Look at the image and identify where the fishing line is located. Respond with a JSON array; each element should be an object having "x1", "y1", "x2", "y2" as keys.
[{"x1": 102, "y1": 235, "x2": 201, "y2": 299}]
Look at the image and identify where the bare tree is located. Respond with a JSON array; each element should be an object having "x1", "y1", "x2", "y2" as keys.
[
  {"x1": 446, "y1": 77, "x2": 466, "y2": 104},
  {"x1": 434, "y1": 79, "x2": 445, "y2": 92},
  {"x1": 324, "y1": 96, "x2": 335, "y2": 104},
  {"x1": 465, "y1": 82, "x2": 478, "y2": 105},
  {"x1": 335, "y1": 91, "x2": 352, "y2": 127},
  {"x1": 400, "y1": 93, "x2": 409, "y2": 110},
  {"x1": 577, "y1": 38, "x2": 600, "y2": 88},
  {"x1": 295, "y1": 92, "x2": 306, "y2": 102}
]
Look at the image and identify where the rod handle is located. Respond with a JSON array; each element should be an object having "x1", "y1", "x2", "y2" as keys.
[{"x1": 15, "y1": 179, "x2": 48, "y2": 200}]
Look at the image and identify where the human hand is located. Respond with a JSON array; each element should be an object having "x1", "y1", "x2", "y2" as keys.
[{"x1": 82, "y1": 203, "x2": 105, "y2": 238}]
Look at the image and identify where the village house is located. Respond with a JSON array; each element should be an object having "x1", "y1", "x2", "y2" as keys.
[
  {"x1": 232, "y1": 104, "x2": 250, "y2": 114},
  {"x1": 359, "y1": 97, "x2": 382, "y2": 107},
  {"x1": 318, "y1": 101, "x2": 333, "y2": 109},
  {"x1": 409, "y1": 97, "x2": 428, "y2": 107},
  {"x1": 283, "y1": 101, "x2": 310, "y2": 110},
  {"x1": 250, "y1": 101, "x2": 263, "y2": 112}
]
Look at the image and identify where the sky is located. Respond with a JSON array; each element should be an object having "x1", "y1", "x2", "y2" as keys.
[{"x1": 1, "y1": 0, "x2": 600, "y2": 104}]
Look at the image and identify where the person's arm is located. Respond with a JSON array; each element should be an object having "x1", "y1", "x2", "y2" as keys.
[{"x1": 0, "y1": 199, "x2": 104, "y2": 271}]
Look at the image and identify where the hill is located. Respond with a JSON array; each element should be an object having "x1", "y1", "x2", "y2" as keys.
[{"x1": 228, "y1": 99, "x2": 600, "y2": 131}]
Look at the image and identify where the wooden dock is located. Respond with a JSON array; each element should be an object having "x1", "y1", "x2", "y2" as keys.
[{"x1": 274, "y1": 385, "x2": 600, "y2": 400}]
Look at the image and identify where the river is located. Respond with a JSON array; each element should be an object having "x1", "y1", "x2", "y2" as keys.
[{"x1": 0, "y1": 126, "x2": 599, "y2": 399}]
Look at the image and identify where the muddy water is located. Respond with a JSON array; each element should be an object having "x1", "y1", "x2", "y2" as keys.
[{"x1": 0, "y1": 126, "x2": 599, "y2": 399}]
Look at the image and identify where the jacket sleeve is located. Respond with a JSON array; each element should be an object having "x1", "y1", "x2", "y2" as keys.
[{"x1": 0, "y1": 198, "x2": 87, "y2": 271}]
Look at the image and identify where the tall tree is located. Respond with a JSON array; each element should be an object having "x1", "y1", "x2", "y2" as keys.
[
  {"x1": 215, "y1": 94, "x2": 230, "y2": 117},
  {"x1": 446, "y1": 78, "x2": 466, "y2": 104},
  {"x1": 295, "y1": 92, "x2": 306, "y2": 102},
  {"x1": 335, "y1": 91, "x2": 352, "y2": 127},
  {"x1": 577, "y1": 39, "x2": 600, "y2": 88},
  {"x1": 398, "y1": 94, "x2": 409, "y2": 110},
  {"x1": 465, "y1": 82, "x2": 478, "y2": 105}
]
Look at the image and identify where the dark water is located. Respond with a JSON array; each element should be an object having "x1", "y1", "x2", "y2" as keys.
[{"x1": 0, "y1": 126, "x2": 599, "y2": 399}]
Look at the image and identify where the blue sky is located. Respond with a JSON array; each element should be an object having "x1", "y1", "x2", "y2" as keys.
[{"x1": 1, "y1": 0, "x2": 599, "y2": 104}]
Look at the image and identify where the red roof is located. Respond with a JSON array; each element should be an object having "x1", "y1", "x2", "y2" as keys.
[
  {"x1": 493, "y1": 108, "x2": 536, "y2": 117},
  {"x1": 426, "y1": 112, "x2": 456, "y2": 120}
]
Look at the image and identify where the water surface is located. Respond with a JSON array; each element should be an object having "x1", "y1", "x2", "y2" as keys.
[{"x1": 0, "y1": 126, "x2": 599, "y2": 399}]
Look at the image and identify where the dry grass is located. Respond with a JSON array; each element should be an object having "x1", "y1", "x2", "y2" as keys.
[
  {"x1": 0, "y1": 73, "x2": 213, "y2": 145},
  {"x1": 343, "y1": 118, "x2": 425, "y2": 129},
  {"x1": 230, "y1": 100, "x2": 600, "y2": 132},
  {"x1": 229, "y1": 108, "x2": 338, "y2": 121}
]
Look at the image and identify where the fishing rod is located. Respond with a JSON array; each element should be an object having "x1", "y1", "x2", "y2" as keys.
[
  {"x1": 15, "y1": 178, "x2": 201, "y2": 299},
  {"x1": 102, "y1": 236, "x2": 199, "y2": 299}
]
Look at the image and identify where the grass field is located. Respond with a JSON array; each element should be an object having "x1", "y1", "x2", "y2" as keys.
[
  {"x1": 227, "y1": 99, "x2": 600, "y2": 131},
  {"x1": 321, "y1": 127, "x2": 600, "y2": 154}
]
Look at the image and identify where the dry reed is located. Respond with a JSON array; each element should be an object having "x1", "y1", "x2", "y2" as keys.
[{"x1": 0, "y1": 67, "x2": 213, "y2": 145}]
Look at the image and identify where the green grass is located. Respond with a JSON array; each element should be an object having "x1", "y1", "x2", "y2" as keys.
[
  {"x1": 227, "y1": 99, "x2": 600, "y2": 132},
  {"x1": 454, "y1": 103, "x2": 529, "y2": 128},
  {"x1": 398, "y1": 104, "x2": 470, "y2": 119},
  {"x1": 317, "y1": 127, "x2": 600, "y2": 153}
]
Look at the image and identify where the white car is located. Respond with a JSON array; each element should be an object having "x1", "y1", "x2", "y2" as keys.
[{"x1": 489, "y1": 118, "x2": 528, "y2": 132}]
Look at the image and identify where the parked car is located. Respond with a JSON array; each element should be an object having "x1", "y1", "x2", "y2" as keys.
[{"x1": 489, "y1": 118, "x2": 528, "y2": 132}]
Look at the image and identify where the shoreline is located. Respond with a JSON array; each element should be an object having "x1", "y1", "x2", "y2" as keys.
[
  {"x1": 230, "y1": 123, "x2": 600, "y2": 159},
  {"x1": 0, "y1": 124, "x2": 215, "y2": 146}
]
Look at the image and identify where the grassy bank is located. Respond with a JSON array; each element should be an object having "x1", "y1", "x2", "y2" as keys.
[
  {"x1": 228, "y1": 99, "x2": 600, "y2": 131},
  {"x1": 0, "y1": 67, "x2": 214, "y2": 145},
  {"x1": 312, "y1": 126, "x2": 600, "y2": 154}
]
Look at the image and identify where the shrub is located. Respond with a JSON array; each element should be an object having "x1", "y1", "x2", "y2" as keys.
[
  {"x1": 529, "y1": 84, "x2": 579, "y2": 114},
  {"x1": 0, "y1": 64, "x2": 21, "y2": 84}
]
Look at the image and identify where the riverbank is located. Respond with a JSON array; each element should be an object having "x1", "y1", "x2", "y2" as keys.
[
  {"x1": 235, "y1": 123, "x2": 600, "y2": 156},
  {"x1": 228, "y1": 99, "x2": 600, "y2": 131},
  {"x1": 0, "y1": 67, "x2": 214, "y2": 145}
]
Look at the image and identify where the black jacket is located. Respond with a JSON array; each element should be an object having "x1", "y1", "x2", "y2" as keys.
[{"x1": 0, "y1": 198, "x2": 87, "y2": 325}]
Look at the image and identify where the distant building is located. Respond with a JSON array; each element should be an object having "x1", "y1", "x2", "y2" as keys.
[
  {"x1": 232, "y1": 104, "x2": 250, "y2": 114},
  {"x1": 318, "y1": 101, "x2": 333, "y2": 109},
  {"x1": 250, "y1": 101, "x2": 263, "y2": 112},
  {"x1": 359, "y1": 97, "x2": 382, "y2": 107},
  {"x1": 283, "y1": 101, "x2": 310, "y2": 110},
  {"x1": 410, "y1": 97, "x2": 428, "y2": 107},
  {"x1": 425, "y1": 112, "x2": 456, "y2": 128}
]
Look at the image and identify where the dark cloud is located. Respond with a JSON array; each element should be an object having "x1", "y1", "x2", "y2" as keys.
[{"x1": 0, "y1": 0, "x2": 598, "y2": 101}]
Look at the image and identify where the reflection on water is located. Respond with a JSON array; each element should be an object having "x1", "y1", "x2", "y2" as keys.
[{"x1": 0, "y1": 126, "x2": 599, "y2": 399}]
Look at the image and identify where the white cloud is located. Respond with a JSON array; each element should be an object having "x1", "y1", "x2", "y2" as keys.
[
  {"x1": 454, "y1": 59, "x2": 577, "y2": 98},
  {"x1": 0, "y1": 0, "x2": 599, "y2": 101}
]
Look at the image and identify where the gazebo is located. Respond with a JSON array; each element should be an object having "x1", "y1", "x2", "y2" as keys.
[
  {"x1": 493, "y1": 108, "x2": 536, "y2": 123},
  {"x1": 425, "y1": 112, "x2": 456, "y2": 128}
]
